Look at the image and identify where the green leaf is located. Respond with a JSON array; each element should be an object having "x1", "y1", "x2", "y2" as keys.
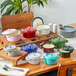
[
  {"x1": 21, "y1": 0, "x2": 26, "y2": 3},
  {"x1": 7, "y1": 5, "x2": 15, "y2": 12},
  {"x1": 40, "y1": 1, "x2": 44, "y2": 7},
  {"x1": 36, "y1": 0, "x2": 40, "y2": 6},
  {"x1": 1, "y1": 5, "x2": 6, "y2": 13},
  {"x1": 11, "y1": 7, "x2": 19, "y2": 14},
  {"x1": 1, "y1": 0, "x2": 12, "y2": 8},
  {"x1": 42, "y1": 0, "x2": 47, "y2": 4},
  {"x1": 23, "y1": 11, "x2": 27, "y2": 13},
  {"x1": 2, "y1": 5, "x2": 15, "y2": 16}
]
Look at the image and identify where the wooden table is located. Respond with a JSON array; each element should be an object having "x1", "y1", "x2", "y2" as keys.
[
  {"x1": 15, "y1": 49, "x2": 76, "y2": 76},
  {"x1": 0, "y1": 23, "x2": 76, "y2": 76},
  {"x1": 0, "y1": 41, "x2": 76, "y2": 76}
]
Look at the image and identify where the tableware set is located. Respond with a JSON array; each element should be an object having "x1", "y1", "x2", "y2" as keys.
[
  {"x1": 59, "y1": 24, "x2": 76, "y2": 38},
  {"x1": 1, "y1": 21, "x2": 74, "y2": 66}
]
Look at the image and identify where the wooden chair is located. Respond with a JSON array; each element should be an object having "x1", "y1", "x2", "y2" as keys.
[
  {"x1": 57, "y1": 62, "x2": 76, "y2": 76},
  {"x1": 1, "y1": 12, "x2": 34, "y2": 32}
]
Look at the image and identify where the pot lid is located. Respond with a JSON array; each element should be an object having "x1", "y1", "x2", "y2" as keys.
[
  {"x1": 2, "y1": 29, "x2": 17, "y2": 35},
  {"x1": 62, "y1": 46, "x2": 74, "y2": 51},
  {"x1": 59, "y1": 49, "x2": 70, "y2": 53},
  {"x1": 43, "y1": 44, "x2": 54, "y2": 48},
  {"x1": 37, "y1": 25, "x2": 50, "y2": 30},
  {"x1": 22, "y1": 27, "x2": 36, "y2": 32},
  {"x1": 44, "y1": 53, "x2": 59, "y2": 60},
  {"x1": 4, "y1": 45, "x2": 16, "y2": 51},
  {"x1": 22, "y1": 44, "x2": 38, "y2": 50},
  {"x1": 27, "y1": 52, "x2": 41, "y2": 59},
  {"x1": 61, "y1": 26, "x2": 76, "y2": 32}
]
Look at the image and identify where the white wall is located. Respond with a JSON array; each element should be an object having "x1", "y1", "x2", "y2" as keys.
[
  {"x1": 32, "y1": 0, "x2": 76, "y2": 25},
  {"x1": 0, "y1": 0, "x2": 76, "y2": 25}
]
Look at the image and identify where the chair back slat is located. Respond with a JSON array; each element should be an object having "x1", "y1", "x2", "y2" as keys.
[{"x1": 1, "y1": 12, "x2": 33, "y2": 32}]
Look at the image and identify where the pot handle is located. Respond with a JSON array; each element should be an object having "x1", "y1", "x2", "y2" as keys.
[
  {"x1": 40, "y1": 41, "x2": 46, "y2": 48},
  {"x1": 43, "y1": 56, "x2": 45, "y2": 59},
  {"x1": 57, "y1": 56, "x2": 60, "y2": 59},
  {"x1": 26, "y1": 56, "x2": 32, "y2": 62},
  {"x1": 54, "y1": 46, "x2": 56, "y2": 48},
  {"x1": 48, "y1": 23, "x2": 53, "y2": 31}
]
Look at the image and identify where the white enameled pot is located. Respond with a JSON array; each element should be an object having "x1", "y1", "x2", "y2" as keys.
[
  {"x1": 37, "y1": 25, "x2": 52, "y2": 35},
  {"x1": 4, "y1": 45, "x2": 21, "y2": 57},
  {"x1": 26, "y1": 52, "x2": 41, "y2": 64}
]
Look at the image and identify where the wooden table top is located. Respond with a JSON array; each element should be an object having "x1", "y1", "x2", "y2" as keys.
[
  {"x1": 0, "y1": 23, "x2": 76, "y2": 76},
  {"x1": 0, "y1": 42, "x2": 76, "y2": 76},
  {"x1": 15, "y1": 49, "x2": 76, "y2": 76}
]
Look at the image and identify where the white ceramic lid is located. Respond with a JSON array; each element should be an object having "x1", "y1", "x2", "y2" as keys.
[
  {"x1": 37, "y1": 25, "x2": 50, "y2": 30},
  {"x1": 43, "y1": 44, "x2": 54, "y2": 48},
  {"x1": 4, "y1": 45, "x2": 17, "y2": 52},
  {"x1": 28, "y1": 52, "x2": 41, "y2": 59},
  {"x1": 2, "y1": 29, "x2": 17, "y2": 35}
]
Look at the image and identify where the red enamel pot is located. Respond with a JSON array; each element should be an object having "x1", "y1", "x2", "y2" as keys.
[
  {"x1": 40, "y1": 42, "x2": 56, "y2": 53},
  {"x1": 22, "y1": 27, "x2": 36, "y2": 38}
]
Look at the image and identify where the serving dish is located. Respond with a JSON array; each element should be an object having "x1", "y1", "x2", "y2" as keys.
[
  {"x1": 22, "y1": 27, "x2": 36, "y2": 38},
  {"x1": 2, "y1": 29, "x2": 21, "y2": 42},
  {"x1": 26, "y1": 52, "x2": 41, "y2": 64},
  {"x1": 59, "y1": 49, "x2": 72, "y2": 58},
  {"x1": 37, "y1": 25, "x2": 51, "y2": 35},
  {"x1": 40, "y1": 42, "x2": 56, "y2": 53},
  {"x1": 43, "y1": 53, "x2": 59, "y2": 65},
  {"x1": 4, "y1": 45, "x2": 21, "y2": 57},
  {"x1": 60, "y1": 26, "x2": 76, "y2": 38},
  {"x1": 22, "y1": 44, "x2": 38, "y2": 53}
]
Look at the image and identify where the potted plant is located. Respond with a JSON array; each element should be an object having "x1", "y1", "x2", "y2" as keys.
[{"x1": 1, "y1": 0, "x2": 47, "y2": 16}]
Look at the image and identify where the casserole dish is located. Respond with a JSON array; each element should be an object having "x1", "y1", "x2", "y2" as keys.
[
  {"x1": 40, "y1": 43, "x2": 56, "y2": 53},
  {"x1": 2, "y1": 29, "x2": 21, "y2": 42},
  {"x1": 22, "y1": 44, "x2": 38, "y2": 53},
  {"x1": 26, "y1": 52, "x2": 41, "y2": 64},
  {"x1": 59, "y1": 49, "x2": 72, "y2": 58},
  {"x1": 37, "y1": 25, "x2": 51, "y2": 35},
  {"x1": 4, "y1": 45, "x2": 21, "y2": 57},
  {"x1": 43, "y1": 53, "x2": 59, "y2": 65},
  {"x1": 22, "y1": 27, "x2": 36, "y2": 38}
]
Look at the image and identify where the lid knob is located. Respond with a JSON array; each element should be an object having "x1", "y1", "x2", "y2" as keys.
[{"x1": 28, "y1": 27, "x2": 31, "y2": 30}]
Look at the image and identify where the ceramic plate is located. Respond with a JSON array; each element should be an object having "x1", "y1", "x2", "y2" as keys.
[{"x1": 32, "y1": 17, "x2": 44, "y2": 28}]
